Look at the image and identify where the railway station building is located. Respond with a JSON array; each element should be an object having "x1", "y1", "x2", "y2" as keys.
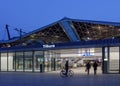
[{"x1": 0, "y1": 17, "x2": 120, "y2": 74}]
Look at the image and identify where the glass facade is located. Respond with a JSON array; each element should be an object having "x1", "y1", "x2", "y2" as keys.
[
  {"x1": 0, "y1": 46, "x2": 120, "y2": 74},
  {"x1": 0, "y1": 50, "x2": 61, "y2": 72}
]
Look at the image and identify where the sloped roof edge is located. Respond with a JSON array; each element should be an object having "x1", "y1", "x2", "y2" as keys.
[
  {"x1": 69, "y1": 18, "x2": 120, "y2": 26},
  {"x1": 1, "y1": 17, "x2": 120, "y2": 44},
  {"x1": 22, "y1": 17, "x2": 120, "y2": 38}
]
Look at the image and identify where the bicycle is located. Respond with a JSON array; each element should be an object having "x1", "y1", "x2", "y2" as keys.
[{"x1": 60, "y1": 69, "x2": 74, "y2": 77}]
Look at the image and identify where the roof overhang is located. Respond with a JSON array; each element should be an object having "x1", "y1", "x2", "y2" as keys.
[{"x1": 0, "y1": 38, "x2": 120, "y2": 52}]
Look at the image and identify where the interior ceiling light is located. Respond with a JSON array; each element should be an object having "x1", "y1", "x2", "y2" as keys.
[
  {"x1": 109, "y1": 25, "x2": 114, "y2": 28},
  {"x1": 30, "y1": 35, "x2": 35, "y2": 38},
  {"x1": 41, "y1": 33, "x2": 45, "y2": 35},
  {"x1": 97, "y1": 26, "x2": 102, "y2": 30},
  {"x1": 55, "y1": 35, "x2": 59, "y2": 38},
  {"x1": 87, "y1": 37, "x2": 90, "y2": 40},
  {"x1": 87, "y1": 31, "x2": 89, "y2": 34},
  {"x1": 30, "y1": 34, "x2": 36, "y2": 38}
]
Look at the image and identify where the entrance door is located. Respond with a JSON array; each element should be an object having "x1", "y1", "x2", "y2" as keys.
[
  {"x1": 34, "y1": 51, "x2": 44, "y2": 72},
  {"x1": 109, "y1": 47, "x2": 119, "y2": 73}
]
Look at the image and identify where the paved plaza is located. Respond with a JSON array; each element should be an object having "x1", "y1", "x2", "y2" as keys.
[{"x1": 0, "y1": 68, "x2": 120, "y2": 86}]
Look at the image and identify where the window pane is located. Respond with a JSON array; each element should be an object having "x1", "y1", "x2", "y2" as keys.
[
  {"x1": 34, "y1": 51, "x2": 44, "y2": 72},
  {"x1": 1, "y1": 53, "x2": 7, "y2": 71},
  {"x1": 16, "y1": 52, "x2": 23, "y2": 71},
  {"x1": 8, "y1": 52, "x2": 15, "y2": 71},
  {"x1": 24, "y1": 52, "x2": 33, "y2": 72},
  {"x1": 109, "y1": 47, "x2": 119, "y2": 73}
]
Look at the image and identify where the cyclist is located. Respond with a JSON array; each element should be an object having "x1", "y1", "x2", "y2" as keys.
[{"x1": 60, "y1": 60, "x2": 74, "y2": 77}]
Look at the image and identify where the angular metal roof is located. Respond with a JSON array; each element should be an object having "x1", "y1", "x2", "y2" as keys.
[{"x1": 0, "y1": 17, "x2": 120, "y2": 48}]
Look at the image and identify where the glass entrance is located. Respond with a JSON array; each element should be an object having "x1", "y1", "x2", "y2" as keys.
[
  {"x1": 34, "y1": 51, "x2": 44, "y2": 72},
  {"x1": 109, "y1": 47, "x2": 119, "y2": 73}
]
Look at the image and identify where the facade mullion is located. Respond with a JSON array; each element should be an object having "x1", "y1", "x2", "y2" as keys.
[
  {"x1": 32, "y1": 51, "x2": 35, "y2": 72},
  {"x1": 107, "y1": 47, "x2": 110, "y2": 73},
  {"x1": 7, "y1": 52, "x2": 8, "y2": 71},
  {"x1": 15, "y1": 52, "x2": 16, "y2": 72},
  {"x1": 43, "y1": 51, "x2": 45, "y2": 72},
  {"x1": 23, "y1": 51, "x2": 25, "y2": 72},
  {"x1": 102, "y1": 47, "x2": 105, "y2": 73},
  {"x1": 119, "y1": 46, "x2": 120, "y2": 74}
]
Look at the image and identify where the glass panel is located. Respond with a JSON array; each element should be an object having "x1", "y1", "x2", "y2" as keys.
[
  {"x1": 44, "y1": 51, "x2": 51, "y2": 72},
  {"x1": 1, "y1": 53, "x2": 7, "y2": 71},
  {"x1": 34, "y1": 51, "x2": 44, "y2": 72},
  {"x1": 24, "y1": 52, "x2": 33, "y2": 72},
  {"x1": 109, "y1": 47, "x2": 119, "y2": 73},
  {"x1": 44, "y1": 51, "x2": 61, "y2": 72},
  {"x1": 56, "y1": 53, "x2": 61, "y2": 70},
  {"x1": 8, "y1": 52, "x2": 15, "y2": 71},
  {"x1": 16, "y1": 52, "x2": 23, "y2": 71},
  {"x1": 51, "y1": 58, "x2": 55, "y2": 71},
  {"x1": 103, "y1": 47, "x2": 109, "y2": 73},
  {"x1": 51, "y1": 52, "x2": 56, "y2": 71}
]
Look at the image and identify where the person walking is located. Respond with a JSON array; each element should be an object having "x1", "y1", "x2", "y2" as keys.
[
  {"x1": 93, "y1": 61, "x2": 98, "y2": 75},
  {"x1": 65, "y1": 60, "x2": 69, "y2": 76},
  {"x1": 85, "y1": 61, "x2": 91, "y2": 75}
]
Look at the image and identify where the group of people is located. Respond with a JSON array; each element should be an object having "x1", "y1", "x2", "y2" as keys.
[
  {"x1": 86, "y1": 61, "x2": 98, "y2": 75},
  {"x1": 64, "y1": 60, "x2": 98, "y2": 76}
]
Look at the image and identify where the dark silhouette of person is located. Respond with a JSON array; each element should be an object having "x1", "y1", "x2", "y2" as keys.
[
  {"x1": 86, "y1": 61, "x2": 91, "y2": 75},
  {"x1": 65, "y1": 60, "x2": 69, "y2": 76},
  {"x1": 93, "y1": 61, "x2": 98, "y2": 75}
]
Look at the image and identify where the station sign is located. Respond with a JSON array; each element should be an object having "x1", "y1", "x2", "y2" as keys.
[{"x1": 43, "y1": 44, "x2": 55, "y2": 48}]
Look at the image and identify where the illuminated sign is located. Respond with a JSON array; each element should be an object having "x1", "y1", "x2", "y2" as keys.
[
  {"x1": 83, "y1": 48, "x2": 94, "y2": 56},
  {"x1": 43, "y1": 44, "x2": 55, "y2": 48},
  {"x1": 78, "y1": 48, "x2": 94, "y2": 56},
  {"x1": 83, "y1": 52, "x2": 94, "y2": 56}
]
